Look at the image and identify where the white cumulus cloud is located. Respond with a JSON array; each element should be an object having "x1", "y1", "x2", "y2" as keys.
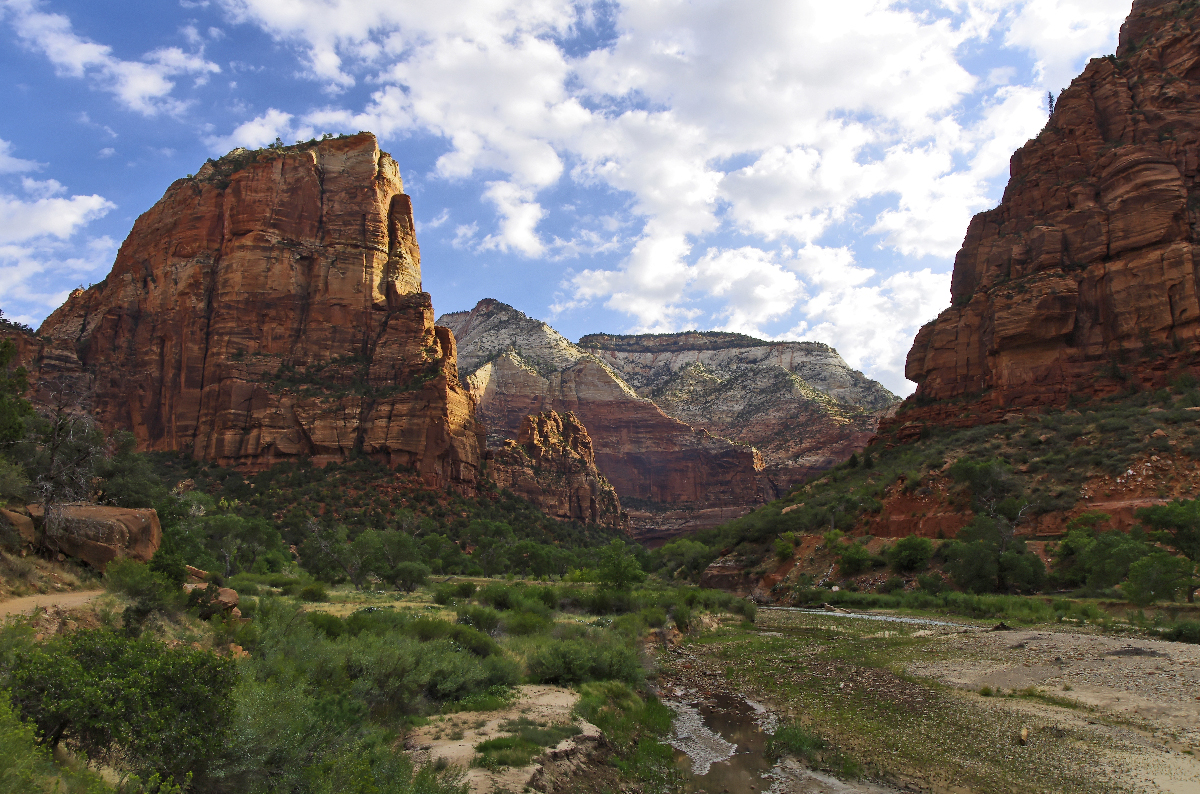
[{"x1": 2, "y1": 0, "x2": 220, "y2": 115}]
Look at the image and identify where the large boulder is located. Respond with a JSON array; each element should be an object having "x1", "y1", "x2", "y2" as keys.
[
  {"x1": 27, "y1": 503, "x2": 161, "y2": 571},
  {"x1": 0, "y1": 508, "x2": 37, "y2": 546}
]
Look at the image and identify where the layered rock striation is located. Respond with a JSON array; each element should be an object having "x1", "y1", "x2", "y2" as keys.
[
  {"x1": 438, "y1": 300, "x2": 769, "y2": 539},
  {"x1": 488, "y1": 410, "x2": 626, "y2": 528},
  {"x1": 28, "y1": 134, "x2": 483, "y2": 490},
  {"x1": 579, "y1": 332, "x2": 898, "y2": 489},
  {"x1": 902, "y1": 0, "x2": 1200, "y2": 426}
]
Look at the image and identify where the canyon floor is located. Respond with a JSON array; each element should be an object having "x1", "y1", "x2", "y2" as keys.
[{"x1": 656, "y1": 609, "x2": 1200, "y2": 794}]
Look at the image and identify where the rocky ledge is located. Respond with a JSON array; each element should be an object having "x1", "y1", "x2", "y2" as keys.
[{"x1": 488, "y1": 411, "x2": 626, "y2": 529}]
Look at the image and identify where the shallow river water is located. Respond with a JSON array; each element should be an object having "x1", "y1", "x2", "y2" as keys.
[{"x1": 663, "y1": 614, "x2": 926, "y2": 793}]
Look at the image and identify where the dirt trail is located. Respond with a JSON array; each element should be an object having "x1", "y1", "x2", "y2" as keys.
[{"x1": 0, "y1": 589, "x2": 105, "y2": 618}]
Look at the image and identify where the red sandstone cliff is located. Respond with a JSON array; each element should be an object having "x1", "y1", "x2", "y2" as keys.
[
  {"x1": 902, "y1": 0, "x2": 1200, "y2": 427},
  {"x1": 28, "y1": 134, "x2": 483, "y2": 490},
  {"x1": 488, "y1": 411, "x2": 626, "y2": 529}
]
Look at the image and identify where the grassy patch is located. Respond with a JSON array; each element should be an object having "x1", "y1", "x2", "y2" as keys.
[{"x1": 471, "y1": 718, "x2": 580, "y2": 769}]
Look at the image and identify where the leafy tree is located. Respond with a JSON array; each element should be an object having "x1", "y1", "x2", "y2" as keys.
[
  {"x1": 597, "y1": 540, "x2": 645, "y2": 590},
  {"x1": 1123, "y1": 552, "x2": 1193, "y2": 605},
  {"x1": 2, "y1": 629, "x2": 235, "y2": 784},
  {"x1": 838, "y1": 542, "x2": 871, "y2": 576},
  {"x1": 1051, "y1": 514, "x2": 1111, "y2": 588},
  {"x1": 389, "y1": 561, "x2": 431, "y2": 593},
  {"x1": 653, "y1": 538, "x2": 714, "y2": 580},
  {"x1": 888, "y1": 535, "x2": 933, "y2": 572},
  {"x1": 998, "y1": 549, "x2": 1046, "y2": 594},
  {"x1": 1080, "y1": 530, "x2": 1151, "y2": 591},
  {"x1": 12, "y1": 395, "x2": 107, "y2": 544},
  {"x1": 94, "y1": 432, "x2": 168, "y2": 509},
  {"x1": 0, "y1": 336, "x2": 32, "y2": 454},
  {"x1": 1136, "y1": 499, "x2": 1200, "y2": 601},
  {"x1": 944, "y1": 540, "x2": 999, "y2": 593}
]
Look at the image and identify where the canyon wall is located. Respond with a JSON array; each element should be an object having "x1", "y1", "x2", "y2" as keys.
[
  {"x1": 901, "y1": 0, "x2": 1200, "y2": 428},
  {"x1": 580, "y1": 332, "x2": 897, "y2": 490},
  {"x1": 29, "y1": 134, "x2": 483, "y2": 491}
]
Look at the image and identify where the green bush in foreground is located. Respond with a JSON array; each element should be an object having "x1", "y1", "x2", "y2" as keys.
[
  {"x1": 1, "y1": 628, "x2": 235, "y2": 786},
  {"x1": 573, "y1": 681, "x2": 678, "y2": 789},
  {"x1": 0, "y1": 692, "x2": 111, "y2": 794},
  {"x1": 526, "y1": 638, "x2": 641, "y2": 685}
]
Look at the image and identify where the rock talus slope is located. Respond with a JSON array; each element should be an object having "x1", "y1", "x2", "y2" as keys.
[
  {"x1": 29, "y1": 134, "x2": 483, "y2": 490},
  {"x1": 902, "y1": 0, "x2": 1200, "y2": 427},
  {"x1": 488, "y1": 411, "x2": 626, "y2": 529},
  {"x1": 579, "y1": 332, "x2": 898, "y2": 489},
  {"x1": 438, "y1": 300, "x2": 769, "y2": 540}
]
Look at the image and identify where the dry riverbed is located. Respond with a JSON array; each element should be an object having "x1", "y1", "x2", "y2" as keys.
[{"x1": 655, "y1": 608, "x2": 1200, "y2": 794}]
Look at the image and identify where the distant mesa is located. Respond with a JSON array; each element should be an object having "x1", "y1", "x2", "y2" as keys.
[{"x1": 439, "y1": 298, "x2": 898, "y2": 541}]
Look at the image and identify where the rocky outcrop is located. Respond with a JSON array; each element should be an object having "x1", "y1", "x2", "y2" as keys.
[
  {"x1": 439, "y1": 300, "x2": 769, "y2": 539},
  {"x1": 579, "y1": 332, "x2": 898, "y2": 490},
  {"x1": 488, "y1": 411, "x2": 626, "y2": 528},
  {"x1": 27, "y1": 134, "x2": 483, "y2": 490},
  {"x1": 24, "y1": 503, "x2": 161, "y2": 571},
  {"x1": 901, "y1": 0, "x2": 1200, "y2": 427}
]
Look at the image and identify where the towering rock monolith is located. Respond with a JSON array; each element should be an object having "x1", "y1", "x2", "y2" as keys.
[
  {"x1": 29, "y1": 134, "x2": 483, "y2": 490},
  {"x1": 903, "y1": 0, "x2": 1200, "y2": 426}
]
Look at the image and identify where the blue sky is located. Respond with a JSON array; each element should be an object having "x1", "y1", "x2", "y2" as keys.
[{"x1": 0, "y1": 0, "x2": 1133, "y2": 394}]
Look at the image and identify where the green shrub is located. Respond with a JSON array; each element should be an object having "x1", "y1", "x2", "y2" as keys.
[
  {"x1": 502, "y1": 611, "x2": 551, "y2": 636},
  {"x1": 917, "y1": 573, "x2": 946, "y2": 594},
  {"x1": 888, "y1": 535, "x2": 933, "y2": 572},
  {"x1": 640, "y1": 607, "x2": 667, "y2": 628},
  {"x1": 456, "y1": 605, "x2": 501, "y2": 634},
  {"x1": 298, "y1": 583, "x2": 328, "y2": 602},
  {"x1": 526, "y1": 639, "x2": 641, "y2": 685},
  {"x1": 1123, "y1": 552, "x2": 1192, "y2": 605},
  {"x1": 673, "y1": 605, "x2": 692, "y2": 633},
  {"x1": 2, "y1": 629, "x2": 235, "y2": 784},
  {"x1": 0, "y1": 692, "x2": 111, "y2": 794},
  {"x1": 766, "y1": 722, "x2": 826, "y2": 761},
  {"x1": 838, "y1": 543, "x2": 871, "y2": 576},
  {"x1": 308, "y1": 611, "x2": 345, "y2": 639},
  {"x1": 1159, "y1": 620, "x2": 1200, "y2": 644},
  {"x1": 472, "y1": 718, "x2": 580, "y2": 768},
  {"x1": 731, "y1": 598, "x2": 757, "y2": 622},
  {"x1": 774, "y1": 537, "x2": 794, "y2": 561}
]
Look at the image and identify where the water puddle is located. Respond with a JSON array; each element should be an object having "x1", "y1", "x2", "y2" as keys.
[
  {"x1": 665, "y1": 689, "x2": 904, "y2": 794},
  {"x1": 666, "y1": 691, "x2": 773, "y2": 792},
  {"x1": 764, "y1": 606, "x2": 965, "y2": 628}
]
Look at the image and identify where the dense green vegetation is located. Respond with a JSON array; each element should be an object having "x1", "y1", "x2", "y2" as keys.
[
  {"x1": 0, "y1": 551, "x2": 753, "y2": 792},
  {"x1": 109, "y1": 451, "x2": 633, "y2": 585}
]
